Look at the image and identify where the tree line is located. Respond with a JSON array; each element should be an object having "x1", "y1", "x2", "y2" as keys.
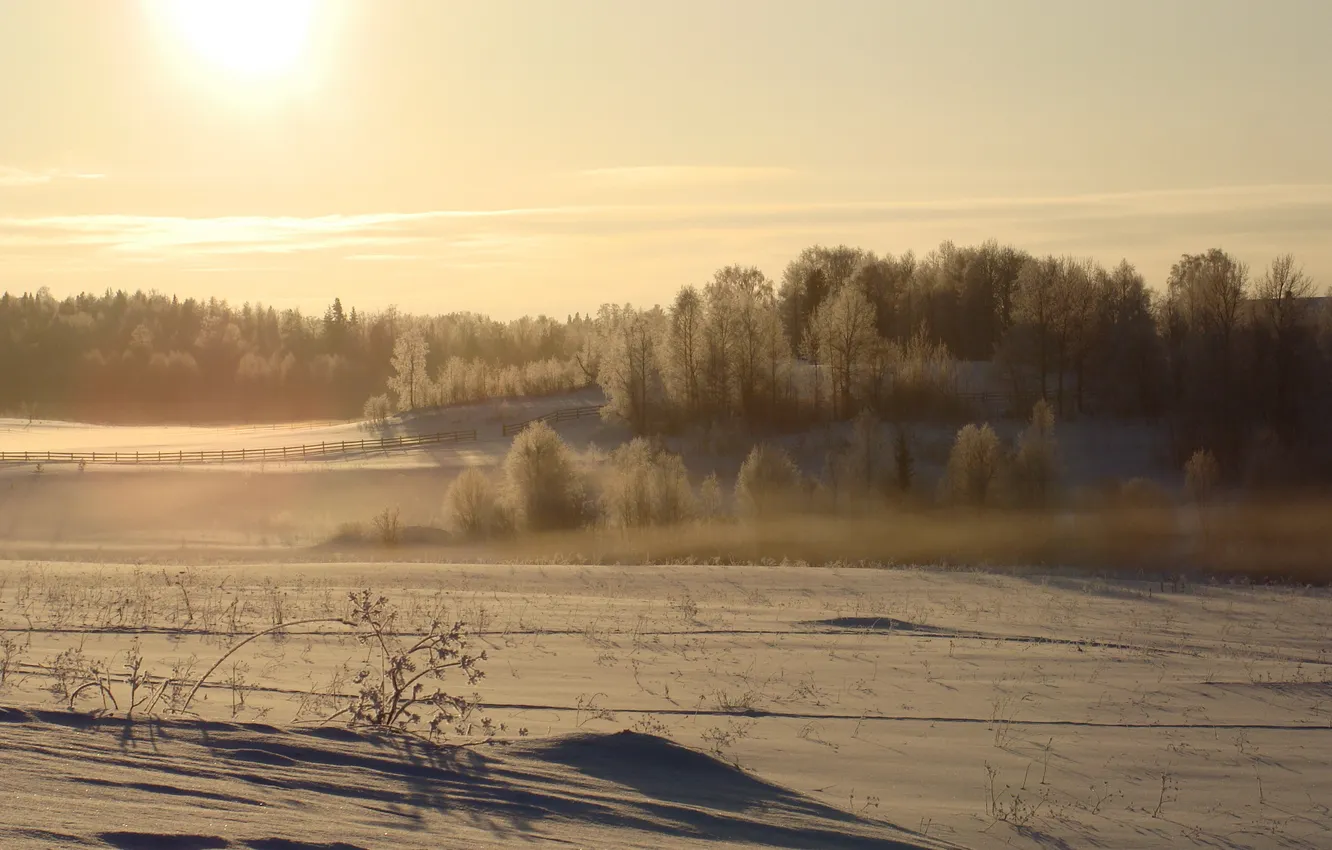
[
  {"x1": 0, "y1": 289, "x2": 592, "y2": 422},
  {"x1": 571, "y1": 243, "x2": 1330, "y2": 476},
  {"x1": 6, "y1": 240, "x2": 1330, "y2": 476}
]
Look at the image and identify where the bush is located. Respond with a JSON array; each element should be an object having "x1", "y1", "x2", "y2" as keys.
[
  {"x1": 444, "y1": 468, "x2": 507, "y2": 539},
  {"x1": 342, "y1": 590, "x2": 494, "y2": 741},
  {"x1": 736, "y1": 444, "x2": 803, "y2": 518},
  {"x1": 329, "y1": 521, "x2": 368, "y2": 545},
  {"x1": 698, "y1": 472, "x2": 726, "y2": 521},
  {"x1": 362, "y1": 394, "x2": 391, "y2": 429},
  {"x1": 372, "y1": 507, "x2": 402, "y2": 547},
  {"x1": 180, "y1": 590, "x2": 503, "y2": 742},
  {"x1": 1010, "y1": 399, "x2": 1058, "y2": 507},
  {"x1": 502, "y1": 421, "x2": 587, "y2": 532},
  {"x1": 941, "y1": 423, "x2": 1002, "y2": 507},
  {"x1": 1185, "y1": 449, "x2": 1220, "y2": 504},
  {"x1": 601, "y1": 438, "x2": 696, "y2": 529}
]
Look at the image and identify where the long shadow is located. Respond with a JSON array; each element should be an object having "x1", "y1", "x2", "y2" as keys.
[
  {"x1": 6, "y1": 709, "x2": 943, "y2": 849},
  {"x1": 243, "y1": 728, "x2": 940, "y2": 848},
  {"x1": 530, "y1": 729, "x2": 862, "y2": 821},
  {"x1": 245, "y1": 841, "x2": 368, "y2": 850},
  {"x1": 98, "y1": 834, "x2": 230, "y2": 850},
  {"x1": 805, "y1": 617, "x2": 961, "y2": 634},
  {"x1": 74, "y1": 776, "x2": 265, "y2": 807},
  {"x1": 801, "y1": 616, "x2": 1145, "y2": 652}
]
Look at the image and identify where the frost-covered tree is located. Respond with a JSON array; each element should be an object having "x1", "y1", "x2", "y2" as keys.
[
  {"x1": 808, "y1": 285, "x2": 877, "y2": 419},
  {"x1": 1011, "y1": 399, "x2": 1058, "y2": 507},
  {"x1": 701, "y1": 275, "x2": 739, "y2": 416},
  {"x1": 600, "y1": 438, "x2": 696, "y2": 529},
  {"x1": 736, "y1": 443, "x2": 803, "y2": 518},
  {"x1": 595, "y1": 305, "x2": 665, "y2": 433},
  {"x1": 662, "y1": 286, "x2": 705, "y2": 417},
  {"x1": 941, "y1": 423, "x2": 1002, "y2": 507},
  {"x1": 388, "y1": 326, "x2": 430, "y2": 411}
]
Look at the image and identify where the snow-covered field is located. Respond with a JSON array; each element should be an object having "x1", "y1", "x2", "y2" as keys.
[
  {"x1": 0, "y1": 387, "x2": 611, "y2": 460},
  {"x1": 4, "y1": 404, "x2": 1328, "y2": 849},
  {"x1": 2, "y1": 561, "x2": 1330, "y2": 849}
]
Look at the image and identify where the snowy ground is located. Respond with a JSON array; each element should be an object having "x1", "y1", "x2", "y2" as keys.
[
  {"x1": 6, "y1": 405, "x2": 1324, "y2": 848},
  {"x1": 2, "y1": 560, "x2": 1331, "y2": 849},
  {"x1": 0, "y1": 387, "x2": 611, "y2": 459}
]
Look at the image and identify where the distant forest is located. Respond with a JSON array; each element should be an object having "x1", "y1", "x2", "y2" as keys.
[
  {"x1": 0, "y1": 293, "x2": 592, "y2": 423},
  {"x1": 4, "y1": 241, "x2": 1330, "y2": 470}
]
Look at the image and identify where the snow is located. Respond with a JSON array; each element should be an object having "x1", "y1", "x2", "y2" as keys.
[
  {"x1": 0, "y1": 387, "x2": 610, "y2": 459},
  {"x1": 2, "y1": 560, "x2": 1330, "y2": 849}
]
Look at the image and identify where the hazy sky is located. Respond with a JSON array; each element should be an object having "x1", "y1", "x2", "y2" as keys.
[{"x1": 2, "y1": 0, "x2": 1329, "y2": 318}]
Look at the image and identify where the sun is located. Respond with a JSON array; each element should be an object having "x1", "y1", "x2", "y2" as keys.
[{"x1": 163, "y1": 0, "x2": 317, "y2": 79}]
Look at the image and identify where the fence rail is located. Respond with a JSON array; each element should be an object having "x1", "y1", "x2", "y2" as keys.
[
  {"x1": 222, "y1": 418, "x2": 355, "y2": 433},
  {"x1": 0, "y1": 428, "x2": 477, "y2": 466},
  {"x1": 502, "y1": 405, "x2": 603, "y2": 437}
]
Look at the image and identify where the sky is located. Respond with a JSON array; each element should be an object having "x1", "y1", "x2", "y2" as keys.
[{"x1": 1, "y1": 0, "x2": 1330, "y2": 319}]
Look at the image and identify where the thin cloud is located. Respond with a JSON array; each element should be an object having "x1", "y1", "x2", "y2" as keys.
[
  {"x1": 576, "y1": 165, "x2": 799, "y2": 187},
  {"x1": 1, "y1": 183, "x2": 1329, "y2": 262},
  {"x1": 347, "y1": 253, "x2": 424, "y2": 262},
  {"x1": 0, "y1": 212, "x2": 436, "y2": 254},
  {"x1": 0, "y1": 166, "x2": 105, "y2": 187}
]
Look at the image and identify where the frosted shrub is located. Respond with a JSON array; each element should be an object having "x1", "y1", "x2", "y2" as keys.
[
  {"x1": 735, "y1": 444, "x2": 803, "y2": 518},
  {"x1": 372, "y1": 507, "x2": 401, "y2": 547},
  {"x1": 502, "y1": 421, "x2": 587, "y2": 532},
  {"x1": 601, "y1": 438, "x2": 696, "y2": 529},
  {"x1": 1011, "y1": 399, "x2": 1058, "y2": 507},
  {"x1": 362, "y1": 394, "x2": 391, "y2": 428},
  {"x1": 444, "y1": 468, "x2": 507, "y2": 539},
  {"x1": 698, "y1": 472, "x2": 727, "y2": 521},
  {"x1": 942, "y1": 423, "x2": 1002, "y2": 507}
]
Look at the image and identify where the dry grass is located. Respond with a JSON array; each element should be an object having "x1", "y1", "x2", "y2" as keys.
[{"x1": 483, "y1": 497, "x2": 1332, "y2": 582}]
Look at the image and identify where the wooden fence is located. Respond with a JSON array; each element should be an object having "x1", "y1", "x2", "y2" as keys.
[
  {"x1": 0, "y1": 428, "x2": 477, "y2": 466},
  {"x1": 502, "y1": 405, "x2": 603, "y2": 437},
  {"x1": 224, "y1": 419, "x2": 354, "y2": 433}
]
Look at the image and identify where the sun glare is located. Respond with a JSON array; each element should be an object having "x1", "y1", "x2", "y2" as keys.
[{"x1": 163, "y1": 0, "x2": 316, "y2": 79}]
